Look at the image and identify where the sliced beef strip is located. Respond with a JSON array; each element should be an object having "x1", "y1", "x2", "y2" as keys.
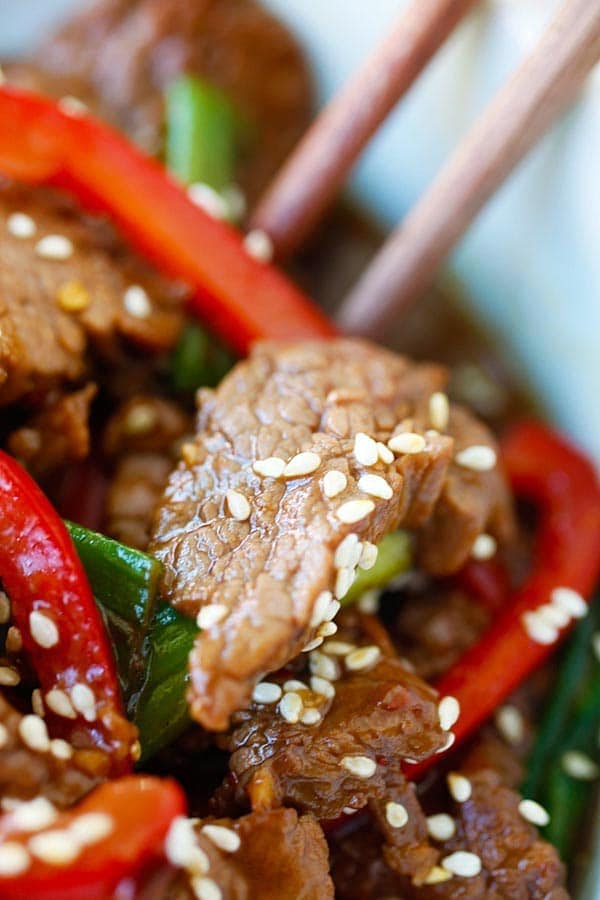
[
  {"x1": 0, "y1": 182, "x2": 186, "y2": 407},
  {"x1": 8, "y1": 0, "x2": 312, "y2": 202},
  {"x1": 149, "y1": 338, "x2": 514, "y2": 730}
]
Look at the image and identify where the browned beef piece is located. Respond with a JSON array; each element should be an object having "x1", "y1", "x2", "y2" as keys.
[
  {"x1": 0, "y1": 183, "x2": 186, "y2": 407},
  {"x1": 9, "y1": 0, "x2": 312, "y2": 202},
  {"x1": 104, "y1": 453, "x2": 175, "y2": 550},
  {"x1": 149, "y1": 338, "x2": 513, "y2": 729},
  {"x1": 102, "y1": 395, "x2": 191, "y2": 458}
]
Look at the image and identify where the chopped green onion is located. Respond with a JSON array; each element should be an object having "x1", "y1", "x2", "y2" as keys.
[
  {"x1": 169, "y1": 322, "x2": 234, "y2": 395},
  {"x1": 341, "y1": 531, "x2": 413, "y2": 604}
]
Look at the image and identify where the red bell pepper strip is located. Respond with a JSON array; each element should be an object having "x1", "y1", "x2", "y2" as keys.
[
  {"x1": 0, "y1": 776, "x2": 185, "y2": 900},
  {"x1": 0, "y1": 86, "x2": 335, "y2": 356},
  {"x1": 406, "y1": 421, "x2": 600, "y2": 780},
  {"x1": 0, "y1": 450, "x2": 135, "y2": 770}
]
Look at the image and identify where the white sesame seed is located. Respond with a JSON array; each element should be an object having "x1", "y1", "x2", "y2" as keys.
[
  {"x1": 28, "y1": 829, "x2": 80, "y2": 865},
  {"x1": 45, "y1": 689, "x2": 76, "y2": 719},
  {"x1": 29, "y1": 611, "x2": 59, "y2": 648},
  {"x1": 309, "y1": 651, "x2": 340, "y2": 681},
  {"x1": 388, "y1": 432, "x2": 426, "y2": 455},
  {"x1": 522, "y1": 611, "x2": 558, "y2": 645},
  {"x1": 323, "y1": 469, "x2": 347, "y2": 498},
  {"x1": 283, "y1": 451, "x2": 321, "y2": 478},
  {"x1": 31, "y1": 689, "x2": 44, "y2": 718},
  {"x1": 455, "y1": 445, "x2": 497, "y2": 471},
  {"x1": 423, "y1": 865, "x2": 453, "y2": 884},
  {"x1": 592, "y1": 632, "x2": 600, "y2": 663},
  {"x1": 495, "y1": 705, "x2": 525, "y2": 745},
  {"x1": 438, "y1": 696, "x2": 460, "y2": 731},
  {"x1": 310, "y1": 676, "x2": 335, "y2": 699},
  {"x1": 342, "y1": 807, "x2": 358, "y2": 815},
  {"x1": 0, "y1": 666, "x2": 20, "y2": 686},
  {"x1": 345, "y1": 645, "x2": 381, "y2": 671},
  {"x1": 357, "y1": 473, "x2": 393, "y2": 500},
  {"x1": 302, "y1": 637, "x2": 324, "y2": 652},
  {"x1": 537, "y1": 603, "x2": 570, "y2": 629},
  {"x1": 518, "y1": 799, "x2": 550, "y2": 827},
  {"x1": 385, "y1": 801, "x2": 408, "y2": 828},
  {"x1": 252, "y1": 682, "x2": 282, "y2": 704},
  {"x1": 6, "y1": 626, "x2": 22, "y2": 653},
  {"x1": 201, "y1": 824, "x2": 240, "y2": 853},
  {"x1": 335, "y1": 566, "x2": 356, "y2": 600},
  {"x1": 0, "y1": 590, "x2": 10, "y2": 624},
  {"x1": 7, "y1": 212, "x2": 36, "y2": 239},
  {"x1": 471, "y1": 533, "x2": 497, "y2": 561},
  {"x1": 435, "y1": 732, "x2": 456, "y2": 753},
  {"x1": 447, "y1": 773, "x2": 472, "y2": 802},
  {"x1": 562, "y1": 750, "x2": 599, "y2": 781},
  {"x1": 35, "y1": 235, "x2": 74, "y2": 260},
  {"x1": 19, "y1": 715, "x2": 50, "y2": 752},
  {"x1": 0, "y1": 723, "x2": 8, "y2": 749},
  {"x1": 191, "y1": 877, "x2": 222, "y2": 900},
  {"x1": 376, "y1": 442, "x2": 394, "y2": 465},
  {"x1": 301, "y1": 708, "x2": 322, "y2": 726},
  {"x1": 324, "y1": 640, "x2": 356, "y2": 656},
  {"x1": 358, "y1": 541, "x2": 378, "y2": 570},
  {"x1": 429, "y1": 392, "x2": 450, "y2": 431},
  {"x1": 336, "y1": 499, "x2": 375, "y2": 524},
  {"x1": 354, "y1": 432, "x2": 379, "y2": 467},
  {"x1": 441, "y1": 851, "x2": 482, "y2": 878},
  {"x1": 279, "y1": 691, "x2": 303, "y2": 723},
  {"x1": 427, "y1": 813, "x2": 456, "y2": 841},
  {"x1": 123, "y1": 284, "x2": 152, "y2": 319},
  {"x1": 226, "y1": 489, "x2": 251, "y2": 521},
  {"x1": 187, "y1": 183, "x2": 228, "y2": 220},
  {"x1": 10, "y1": 798, "x2": 57, "y2": 832},
  {"x1": 0, "y1": 842, "x2": 30, "y2": 876},
  {"x1": 357, "y1": 589, "x2": 380, "y2": 614},
  {"x1": 69, "y1": 812, "x2": 113, "y2": 845},
  {"x1": 334, "y1": 533, "x2": 362, "y2": 569},
  {"x1": 310, "y1": 591, "x2": 334, "y2": 628},
  {"x1": 317, "y1": 621, "x2": 338, "y2": 638},
  {"x1": 323, "y1": 599, "x2": 341, "y2": 622},
  {"x1": 340, "y1": 756, "x2": 377, "y2": 778},
  {"x1": 50, "y1": 739, "x2": 73, "y2": 760},
  {"x1": 70, "y1": 684, "x2": 97, "y2": 722},
  {"x1": 58, "y1": 95, "x2": 88, "y2": 117},
  {"x1": 221, "y1": 184, "x2": 246, "y2": 222},
  {"x1": 197, "y1": 604, "x2": 228, "y2": 629},
  {"x1": 243, "y1": 229, "x2": 273, "y2": 263},
  {"x1": 165, "y1": 818, "x2": 209, "y2": 875},
  {"x1": 551, "y1": 587, "x2": 587, "y2": 619},
  {"x1": 252, "y1": 457, "x2": 286, "y2": 478},
  {"x1": 283, "y1": 680, "x2": 307, "y2": 692}
]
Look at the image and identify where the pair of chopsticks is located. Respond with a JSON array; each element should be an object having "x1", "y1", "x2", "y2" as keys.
[{"x1": 251, "y1": 0, "x2": 600, "y2": 338}]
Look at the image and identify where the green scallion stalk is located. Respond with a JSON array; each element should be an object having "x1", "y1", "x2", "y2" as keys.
[{"x1": 341, "y1": 531, "x2": 413, "y2": 604}]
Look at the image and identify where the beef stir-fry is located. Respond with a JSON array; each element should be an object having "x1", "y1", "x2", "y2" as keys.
[{"x1": 0, "y1": 1, "x2": 598, "y2": 898}]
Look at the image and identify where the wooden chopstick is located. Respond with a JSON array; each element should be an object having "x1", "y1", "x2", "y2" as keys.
[
  {"x1": 250, "y1": 0, "x2": 480, "y2": 259},
  {"x1": 337, "y1": 0, "x2": 600, "y2": 338}
]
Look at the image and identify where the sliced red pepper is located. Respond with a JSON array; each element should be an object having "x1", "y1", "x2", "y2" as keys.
[
  {"x1": 0, "y1": 86, "x2": 335, "y2": 356},
  {"x1": 406, "y1": 421, "x2": 600, "y2": 780},
  {"x1": 0, "y1": 776, "x2": 185, "y2": 900},
  {"x1": 0, "y1": 450, "x2": 135, "y2": 770}
]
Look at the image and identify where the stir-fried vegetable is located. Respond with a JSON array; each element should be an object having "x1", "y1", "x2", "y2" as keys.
[
  {"x1": 342, "y1": 530, "x2": 412, "y2": 603},
  {"x1": 169, "y1": 321, "x2": 234, "y2": 395}
]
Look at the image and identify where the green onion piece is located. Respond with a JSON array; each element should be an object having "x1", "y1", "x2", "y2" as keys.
[
  {"x1": 341, "y1": 531, "x2": 412, "y2": 604},
  {"x1": 169, "y1": 322, "x2": 234, "y2": 395},
  {"x1": 165, "y1": 75, "x2": 237, "y2": 190}
]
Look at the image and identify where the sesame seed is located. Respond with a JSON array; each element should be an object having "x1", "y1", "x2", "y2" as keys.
[
  {"x1": 423, "y1": 865, "x2": 453, "y2": 884},
  {"x1": 561, "y1": 750, "x2": 600, "y2": 781},
  {"x1": 35, "y1": 235, "x2": 74, "y2": 260},
  {"x1": 70, "y1": 684, "x2": 97, "y2": 722},
  {"x1": 123, "y1": 284, "x2": 152, "y2": 318},
  {"x1": 323, "y1": 469, "x2": 347, "y2": 498},
  {"x1": 441, "y1": 851, "x2": 482, "y2": 878},
  {"x1": 447, "y1": 773, "x2": 472, "y2": 802},
  {"x1": 0, "y1": 590, "x2": 10, "y2": 624},
  {"x1": 334, "y1": 533, "x2": 362, "y2": 569},
  {"x1": 10, "y1": 797, "x2": 57, "y2": 832},
  {"x1": 317, "y1": 621, "x2": 338, "y2": 638},
  {"x1": 19, "y1": 715, "x2": 50, "y2": 752},
  {"x1": 495, "y1": 705, "x2": 524, "y2": 745},
  {"x1": 388, "y1": 432, "x2": 426, "y2": 454},
  {"x1": 302, "y1": 637, "x2": 324, "y2": 652},
  {"x1": 592, "y1": 632, "x2": 600, "y2": 663},
  {"x1": 429, "y1": 392, "x2": 450, "y2": 431},
  {"x1": 226, "y1": 489, "x2": 251, "y2": 521},
  {"x1": 376, "y1": 442, "x2": 394, "y2": 464},
  {"x1": 197, "y1": 604, "x2": 228, "y2": 629},
  {"x1": 283, "y1": 451, "x2": 321, "y2": 478},
  {"x1": 343, "y1": 806, "x2": 358, "y2": 815},
  {"x1": 58, "y1": 95, "x2": 88, "y2": 117},
  {"x1": 310, "y1": 676, "x2": 335, "y2": 699},
  {"x1": 471, "y1": 533, "x2": 497, "y2": 560},
  {"x1": 336, "y1": 499, "x2": 375, "y2": 524},
  {"x1": 125, "y1": 404, "x2": 158, "y2": 435},
  {"x1": 252, "y1": 457, "x2": 286, "y2": 478},
  {"x1": 283, "y1": 680, "x2": 307, "y2": 692},
  {"x1": 221, "y1": 184, "x2": 246, "y2": 222},
  {"x1": 280, "y1": 691, "x2": 303, "y2": 723},
  {"x1": 309, "y1": 651, "x2": 340, "y2": 681},
  {"x1": 436, "y1": 732, "x2": 456, "y2": 753},
  {"x1": 385, "y1": 801, "x2": 408, "y2": 828},
  {"x1": 57, "y1": 280, "x2": 90, "y2": 313},
  {"x1": 28, "y1": 829, "x2": 80, "y2": 866},
  {"x1": 310, "y1": 591, "x2": 334, "y2": 627},
  {"x1": 243, "y1": 229, "x2": 273, "y2": 262},
  {"x1": 455, "y1": 445, "x2": 497, "y2": 471},
  {"x1": 427, "y1": 813, "x2": 456, "y2": 841},
  {"x1": 357, "y1": 589, "x2": 380, "y2": 614},
  {"x1": 537, "y1": 603, "x2": 570, "y2": 629},
  {"x1": 522, "y1": 611, "x2": 558, "y2": 645},
  {"x1": 252, "y1": 682, "x2": 282, "y2": 704},
  {"x1": 518, "y1": 799, "x2": 550, "y2": 827},
  {"x1": 191, "y1": 877, "x2": 222, "y2": 900},
  {"x1": 354, "y1": 432, "x2": 379, "y2": 466},
  {"x1": 358, "y1": 541, "x2": 378, "y2": 570},
  {"x1": 323, "y1": 599, "x2": 341, "y2": 622},
  {"x1": 187, "y1": 183, "x2": 228, "y2": 220},
  {"x1": 0, "y1": 843, "x2": 30, "y2": 876},
  {"x1": 0, "y1": 723, "x2": 8, "y2": 748},
  {"x1": 50, "y1": 739, "x2": 73, "y2": 760},
  {"x1": 29, "y1": 611, "x2": 59, "y2": 648},
  {"x1": 551, "y1": 587, "x2": 587, "y2": 619},
  {"x1": 335, "y1": 566, "x2": 355, "y2": 600},
  {"x1": 357, "y1": 473, "x2": 393, "y2": 500},
  {"x1": 45, "y1": 689, "x2": 76, "y2": 719},
  {"x1": 6, "y1": 626, "x2": 22, "y2": 653},
  {"x1": 340, "y1": 755, "x2": 377, "y2": 778},
  {"x1": 346, "y1": 645, "x2": 381, "y2": 671},
  {"x1": 0, "y1": 666, "x2": 20, "y2": 686},
  {"x1": 7, "y1": 212, "x2": 36, "y2": 239},
  {"x1": 165, "y1": 818, "x2": 209, "y2": 875},
  {"x1": 31, "y1": 689, "x2": 45, "y2": 717},
  {"x1": 324, "y1": 640, "x2": 356, "y2": 656},
  {"x1": 301, "y1": 708, "x2": 322, "y2": 726},
  {"x1": 69, "y1": 812, "x2": 113, "y2": 845},
  {"x1": 201, "y1": 824, "x2": 240, "y2": 853},
  {"x1": 438, "y1": 696, "x2": 460, "y2": 731}
]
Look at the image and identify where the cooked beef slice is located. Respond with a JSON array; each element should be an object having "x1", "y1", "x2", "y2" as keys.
[
  {"x1": 8, "y1": 0, "x2": 312, "y2": 202},
  {"x1": 149, "y1": 338, "x2": 513, "y2": 730},
  {"x1": 0, "y1": 183, "x2": 186, "y2": 407}
]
